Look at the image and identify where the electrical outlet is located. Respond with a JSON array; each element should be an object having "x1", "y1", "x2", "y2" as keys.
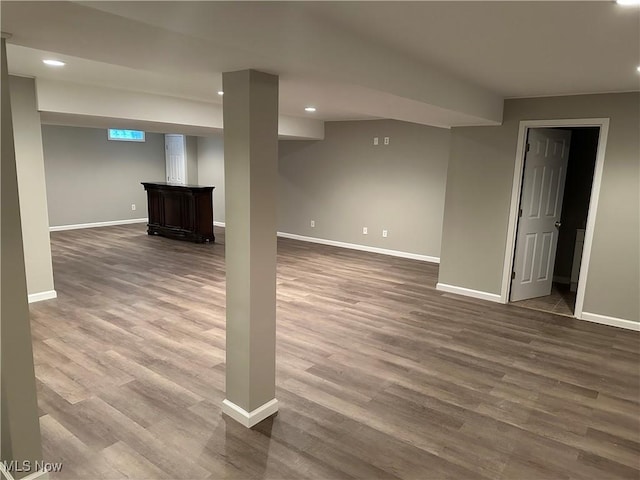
[
  {"x1": 373, "y1": 137, "x2": 379, "y2": 146},
  {"x1": 362, "y1": 227, "x2": 368, "y2": 235},
  {"x1": 310, "y1": 220, "x2": 315, "y2": 228},
  {"x1": 384, "y1": 137, "x2": 390, "y2": 145},
  {"x1": 131, "y1": 204, "x2": 136, "y2": 211},
  {"x1": 382, "y1": 229, "x2": 388, "y2": 238}
]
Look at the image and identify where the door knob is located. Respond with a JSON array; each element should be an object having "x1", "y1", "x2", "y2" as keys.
[{"x1": 555, "y1": 221, "x2": 562, "y2": 228}]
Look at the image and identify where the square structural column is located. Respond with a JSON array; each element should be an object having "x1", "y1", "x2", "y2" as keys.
[
  {"x1": 221, "y1": 70, "x2": 279, "y2": 428},
  {"x1": 1, "y1": 35, "x2": 44, "y2": 477}
]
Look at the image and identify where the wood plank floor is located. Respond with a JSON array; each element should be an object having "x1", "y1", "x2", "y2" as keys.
[{"x1": 29, "y1": 224, "x2": 639, "y2": 479}]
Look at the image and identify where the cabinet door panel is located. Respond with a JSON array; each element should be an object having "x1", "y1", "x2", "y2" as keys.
[
  {"x1": 147, "y1": 191, "x2": 163, "y2": 226},
  {"x1": 163, "y1": 192, "x2": 184, "y2": 228}
]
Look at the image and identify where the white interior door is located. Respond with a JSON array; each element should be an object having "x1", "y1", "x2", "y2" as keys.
[
  {"x1": 165, "y1": 134, "x2": 186, "y2": 184},
  {"x1": 511, "y1": 128, "x2": 571, "y2": 302}
]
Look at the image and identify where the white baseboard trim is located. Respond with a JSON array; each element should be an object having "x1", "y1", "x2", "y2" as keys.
[
  {"x1": 0, "y1": 463, "x2": 13, "y2": 480},
  {"x1": 49, "y1": 218, "x2": 148, "y2": 232},
  {"x1": 436, "y1": 282, "x2": 502, "y2": 303},
  {"x1": 276, "y1": 232, "x2": 440, "y2": 264},
  {"x1": 579, "y1": 312, "x2": 640, "y2": 331},
  {"x1": 0, "y1": 464, "x2": 49, "y2": 480},
  {"x1": 28, "y1": 290, "x2": 57, "y2": 304},
  {"x1": 221, "y1": 398, "x2": 279, "y2": 428},
  {"x1": 213, "y1": 221, "x2": 226, "y2": 227},
  {"x1": 20, "y1": 471, "x2": 48, "y2": 480}
]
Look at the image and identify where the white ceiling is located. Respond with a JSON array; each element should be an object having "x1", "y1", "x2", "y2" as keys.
[
  {"x1": 302, "y1": 1, "x2": 640, "y2": 98},
  {"x1": 2, "y1": 1, "x2": 639, "y2": 129}
]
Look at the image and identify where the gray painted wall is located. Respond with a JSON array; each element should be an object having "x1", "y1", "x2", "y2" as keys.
[
  {"x1": 197, "y1": 134, "x2": 225, "y2": 223},
  {"x1": 278, "y1": 120, "x2": 450, "y2": 258},
  {"x1": 41, "y1": 125, "x2": 166, "y2": 226},
  {"x1": 186, "y1": 135, "x2": 198, "y2": 185},
  {"x1": 9, "y1": 75, "x2": 55, "y2": 296},
  {"x1": 439, "y1": 92, "x2": 639, "y2": 322}
]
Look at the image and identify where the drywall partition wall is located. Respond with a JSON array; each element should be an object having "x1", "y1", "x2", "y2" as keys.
[
  {"x1": 278, "y1": 120, "x2": 450, "y2": 259},
  {"x1": 439, "y1": 92, "x2": 640, "y2": 323},
  {"x1": 186, "y1": 136, "x2": 198, "y2": 185},
  {"x1": 9, "y1": 75, "x2": 55, "y2": 299},
  {"x1": 197, "y1": 134, "x2": 225, "y2": 223},
  {"x1": 41, "y1": 125, "x2": 166, "y2": 227}
]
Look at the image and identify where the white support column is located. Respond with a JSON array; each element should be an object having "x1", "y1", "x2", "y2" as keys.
[
  {"x1": 221, "y1": 70, "x2": 279, "y2": 428},
  {"x1": 1, "y1": 34, "x2": 45, "y2": 478}
]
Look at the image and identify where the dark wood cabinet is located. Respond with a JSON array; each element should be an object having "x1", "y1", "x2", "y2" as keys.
[{"x1": 142, "y1": 182, "x2": 215, "y2": 243}]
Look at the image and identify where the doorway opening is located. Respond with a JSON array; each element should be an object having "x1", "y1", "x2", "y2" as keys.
[{"x1": 501, "y1": 119, "x2": 610, "y2": 320}]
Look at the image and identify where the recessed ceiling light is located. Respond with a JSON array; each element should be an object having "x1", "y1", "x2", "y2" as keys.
[
  {"x1": 42, "y1": 59, "x2": 65, "y2": 67},
  {"x1": 304, "y1": 106, "x2": 317, "y2": 112},
  {"x1": 217, "y1": 91, "x2": 224, "y2": 96},
  {"x1": 616, "y1": 0, "x2": 640, "y2": 5},
  {"x1": 637, "y1": 66, "x2": 640, "y2": 73}
]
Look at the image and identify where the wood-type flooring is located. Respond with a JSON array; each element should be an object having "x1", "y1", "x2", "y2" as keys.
[
  {"x1": 511, "y1": 283, "x2": 577, "y2": 317},
  {"x1": 28, "y1": 224, "x2": 639, "y2": 479}
]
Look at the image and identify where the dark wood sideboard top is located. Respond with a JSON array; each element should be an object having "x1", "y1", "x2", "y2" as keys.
[{"x1": 141, "y1": 182, "x2": 215, "y2": 191}]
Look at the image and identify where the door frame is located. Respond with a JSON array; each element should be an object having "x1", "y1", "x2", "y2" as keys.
[{"x1": 500, "y1": 118, "x2": 610, "y2": 320}]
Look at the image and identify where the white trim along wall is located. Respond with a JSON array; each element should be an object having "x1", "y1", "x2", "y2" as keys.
[
  {"x1": 277, "y1": 232, "x2": 440, "y2": 264},
  {"x1": 28, "y1": 290, "x2": 57, "y2": 304},
  {"x1": 580, "y1": 312, "x2": 640, "y2": 332},
  {"x1": 49, "y1": 218, "x2": 148, "y2": 232},
  {"x1": 166, "y1": 223, "x2": 438, "y2": 263},
  {"x1": 435, "y1": 283, "x2": 501, "y2": 303},
  {"x1": 0, "y1": 462, "x2": 50, "y2": 480}
]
